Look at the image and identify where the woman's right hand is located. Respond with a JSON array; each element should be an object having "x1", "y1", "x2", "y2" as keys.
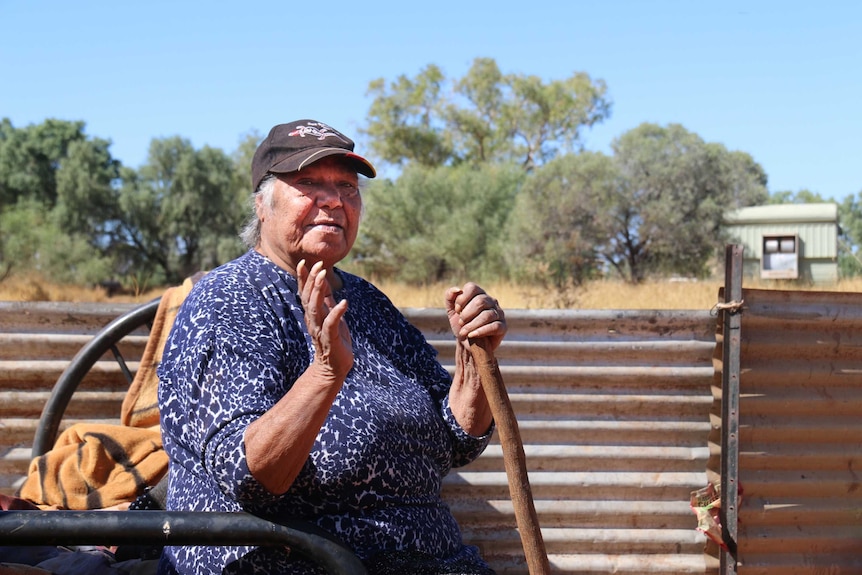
[
  {"x1": 297, "y1": 260, "x2": 353, "y2": 380},
  {"x1": 245, "y1": 260, "x2": 353, "y2": 495}
]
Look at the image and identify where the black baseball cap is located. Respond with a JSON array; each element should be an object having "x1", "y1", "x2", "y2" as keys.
[{"x1": 251, "y1": 119, "x2": 376, "y2": 191}]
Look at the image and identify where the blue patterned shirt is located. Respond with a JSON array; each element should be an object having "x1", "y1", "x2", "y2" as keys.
[{"x1": 157, "y1": 250, "x2": 492, "y2": 574}]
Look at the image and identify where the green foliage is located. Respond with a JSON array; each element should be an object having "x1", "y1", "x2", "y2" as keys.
[
  {"x1": 0, "y1": 118, "x2": 106, "y2": 207},
  {"x1": 0, "y1": 118, "x2": 258, "y2": 290},
  {"x1": 54, "y1": 137, "x2": 122, "y2": 237},
  {"x1": 0, "y1": 72, "x2": 785, "y2": 293},
  {"x1": 0, "y1": 118, "x2": 120, "y2": 285},
  {"x1": 604, "y1": 123, "x2": 768, "y2": 282},
  {"x1": 350, "y1": 163, "x2": 524, "y2": 284},
  {"x1": 114, "y1": 137, "x2": 247, "y2": 283},
  {"x1": 364, "y1": 65, "x2": 453, "y2": 168},
  {"x1": 0, "y1": 198, "x2": 113, "y2": 283},
  {"x1": 231, "y1": 131, "x2": 263, "y2": 196},
  {"x1": 363, "y1": 58, "x2": 611, "y2": 170},
  {"x1": 767, "y1": 189, "x2": 827, "y2": 204},
  {"x1": 504, "y1": 124, "x2": 769, "y2": 285},
  {"x1": 505, "y1": 152, "x2": 614, "y2": 288}
]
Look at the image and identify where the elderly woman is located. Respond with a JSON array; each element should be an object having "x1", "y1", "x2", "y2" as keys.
[{"x1": 157, "y1": 120, "x2": 507, "y2": 575}]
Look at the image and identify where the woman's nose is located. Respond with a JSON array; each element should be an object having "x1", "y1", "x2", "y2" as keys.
[{"x1": 314, "y1": 185, "x2": 344, "y2": 207}]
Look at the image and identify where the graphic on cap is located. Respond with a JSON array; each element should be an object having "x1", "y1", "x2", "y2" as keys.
[{"x1": 287, "y1": 122, "x2": 350, "y2": 143}]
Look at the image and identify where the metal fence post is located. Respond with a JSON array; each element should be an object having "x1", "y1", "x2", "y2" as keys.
[{"x1": 720, "y1": 244, "x2": 743, "y2": 574}]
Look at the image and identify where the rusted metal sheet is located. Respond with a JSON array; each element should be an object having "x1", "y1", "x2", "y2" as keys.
[
  {"x1": 0, "y1": 301, "x2": 143, "y2": 334},
  {"x1": 0, "y1": 302, "x2": 719, "y2": 574},
  {"x1": 710, "y1": 288, "x2": 862, "y2": 574}
]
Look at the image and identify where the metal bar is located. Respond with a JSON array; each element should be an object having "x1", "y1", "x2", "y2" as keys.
[
  {"x1": 720, "y1": 244, "x2": 743, "y2": 574},
  {"x1": 31, "y1": 298, "x2": 160, "y2": 457},
  {"x1": 109, "y1": 343, "x2": 135, "y2": 385},
  {"x1": 0, "y1": 510, "x2": 366, "y2": 575}
]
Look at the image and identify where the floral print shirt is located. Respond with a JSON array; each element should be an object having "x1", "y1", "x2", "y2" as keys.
[{"x1": 157, "y1": 250, "x2": 492, "y2": 574}]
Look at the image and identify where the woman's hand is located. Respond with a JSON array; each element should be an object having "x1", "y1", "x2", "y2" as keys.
[
  {"x1": 444, "y1": 283, "x2": 506, "y2": 436},
  {"x1": 246, "y1": 259, "x2": 353, "y2": 495},
  {"x1": 445, "y1": 282, "x2": 507, "y2": 351},
  {"x1": 297, "y1": 259, "x2": 353, "y2": 380}
]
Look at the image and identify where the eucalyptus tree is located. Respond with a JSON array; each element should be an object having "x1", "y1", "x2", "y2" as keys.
[
  {"x1": 596, "y1": 123, "x2": 768, "y2": 282},
  {"x1": 362, "y1": 57, "x2": 611, "y2": 171},
  {"x1": 0, "y1": 118, "x2": 120, "y2": 284},
  {"x1": 357, "y1": 58, "x2": 610, "y2": 283},
  {"x1": 114, "y1": 137, "x2": 245, "y2": 284},
  {"x1": 350, "y1": 162, "x2": 524, "y2": 284},
  {"x1": 505, "y1": 123, "x2": 769, "y2": 285},
  {"x1": 505, "y1": 151, "x2": 615, "y2": 288},
  {"x1": 0, "y1": 118, "x2": 113, "y2": 207}
]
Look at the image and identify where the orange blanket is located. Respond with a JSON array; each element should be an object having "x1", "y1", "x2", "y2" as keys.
[
  {"x1": 18, "y1": 276, "x2": 199, "y2": 510},
  {"x1": 17, "y1": 423, "x2": 167, "y2": 510}
]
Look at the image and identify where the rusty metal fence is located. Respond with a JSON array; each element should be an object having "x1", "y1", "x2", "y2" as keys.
[
  {"x1": 710, "y1": 246, "x2": 862, "y2": 574},
  {"x1": 0, "y1": 300, "x2": 721, "y2": 574}
]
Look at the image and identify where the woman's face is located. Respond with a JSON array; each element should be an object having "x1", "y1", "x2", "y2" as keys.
[{"x1": 256, "y1": 156, "x2": 362, "y2": 274}]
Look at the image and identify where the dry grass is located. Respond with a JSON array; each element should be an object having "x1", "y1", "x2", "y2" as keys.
[
  {"x1": 0, "y1": 275, "x2": 164, "y2": 305},
  {"x1": 376, "y1": 278, "x2": 721, "y2": 310},
  {"x1": 375, "y1": 276, "x2": 862, "y2": 310},
  {"x1": 3, "y1": 273, "x2": 860, "y2": 311}
]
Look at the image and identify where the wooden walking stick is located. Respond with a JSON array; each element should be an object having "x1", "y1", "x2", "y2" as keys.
[{"x1": 469, "y1": 338, "x2": 550, "y2": 575}]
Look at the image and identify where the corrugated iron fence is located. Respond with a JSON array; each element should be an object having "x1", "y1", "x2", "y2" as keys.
[
  {"x1": 0, "y1": 301, "x2": 719, "y2": 574},
  {"x1": 709, "y1": 251, "x2": 862, "y2": 573}
]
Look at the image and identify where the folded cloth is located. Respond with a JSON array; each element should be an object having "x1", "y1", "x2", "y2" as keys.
[
  {"x1": 17, "y1": 423, "x2": 167, "y2": 510},
  {"x1": 121, "y1": 275, "x2": 199, "y2": 429}
]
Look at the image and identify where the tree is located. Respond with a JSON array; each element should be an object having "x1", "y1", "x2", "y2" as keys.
[
  {"x1": 0, "y1": 119, "x2": 121, "y2": 285},
  {"x1": 230, "y1": 130, "x2": 262, "y2": 195},
  {"x1": 0, "y1": 197, "x2": 113, "y2": 284},
  {"x1": 767, "y1": 189, "x2": 827, "y2": 204},
  {"x1": 54, "y1": 137, "x2": 122, "y2": 239},
  {"x1": 505, "y1": 151, "x2": 614, "y2": 288},
  {"x1": 600, "y1": 123, "x2": 768, "y2": 282},
  {"x1": 0, "y1": 118, "x2": 103, "y2": 207},
  {"x1": 349, "y1": 162, "x2": 524, "y2": 284},
  {"x1": 113, "y1": 137, "x2": 245, "y2": 284},
  {"x1": 363, "y1": 58, "x2": 611, "y2": 171},
  {"x1": 504, "y1": 123, "x2": 769, "y2": 285}
]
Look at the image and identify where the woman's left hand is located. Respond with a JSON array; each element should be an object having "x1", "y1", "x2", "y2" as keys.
[
  {"x1": 445, "y1": 283, "x2": 505, "y2": 435},
  {"x1": 445, "y1": 282, "x2": 507, "y2": 352}
]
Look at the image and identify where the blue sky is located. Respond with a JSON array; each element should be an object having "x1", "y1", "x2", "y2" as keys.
[{"x1": 2, "y1": 0, "x2": 860, "y2": 201}]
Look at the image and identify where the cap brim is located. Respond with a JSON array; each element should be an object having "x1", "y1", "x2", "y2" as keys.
[{"x1": 269, "y1": 148, "x2": 376, "y2": 178}]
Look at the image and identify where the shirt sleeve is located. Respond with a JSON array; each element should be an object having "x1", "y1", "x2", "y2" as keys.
[
  {"x1": 199, "y1": 319, "x2": 294, "y2": 504},
  {"x1": 162, "y1": 279, "x2": 307, "y2": 505},
  {"x1": 405, "y1": 342, "x2": 494, "y2": 468},
  {"x1": 441, "y1": 394, "x2": 495, "y2": 468}
]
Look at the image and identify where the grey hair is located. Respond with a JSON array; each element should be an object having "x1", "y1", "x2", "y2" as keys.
[{"x1": 239, "y1": 174, "x2": 277, "y2": 248}]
